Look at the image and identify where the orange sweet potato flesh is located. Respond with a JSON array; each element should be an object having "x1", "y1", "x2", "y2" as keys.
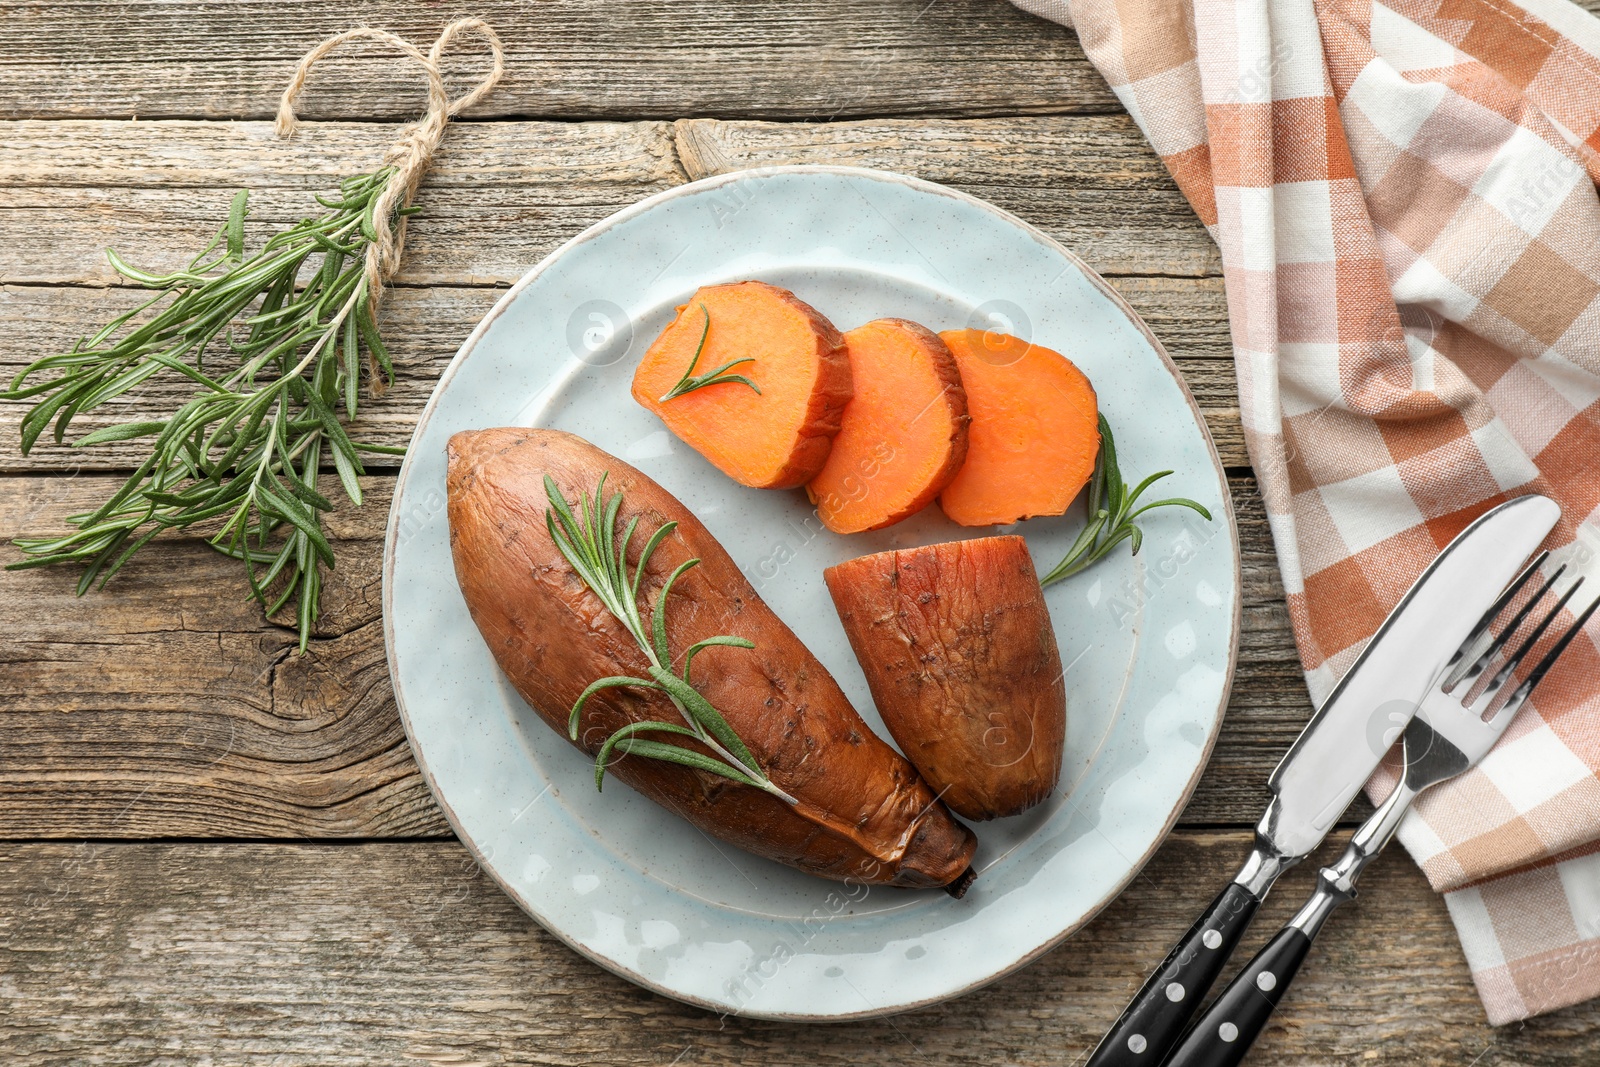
[
  {"x1": 806, "y1": 319, "x2": 969, "y2": 534},
  {"x1": 825, "y1": 536, "x2": 1066, "y2": 821},
  {"x1": 632, "y1": 281, "x2": 852, "y2": 490},
  {"x1": 447, "y1": 427, "x2": 977, "y2": 889},
  {"x1": 937, "y1": 329, "x2": 1099, "y2": 527}
]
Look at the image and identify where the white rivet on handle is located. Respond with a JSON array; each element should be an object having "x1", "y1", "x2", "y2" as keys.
[
  {"x1": 1127, "y1": 1034, "x2": 1147, "y2": 1054},
  {"x1": 1166, "y1": 982, "x2": 1185, "y2": 1002},
  {"x1": 1219, "y1": 1022, "x2": 1239, "y2": 1043},
  {"x1": 1202, "y1": 929, "x2": 1222, "y2": 949},
  {"x1": 1257, "y1": 971, "x2": 1277, "y2": 992}
]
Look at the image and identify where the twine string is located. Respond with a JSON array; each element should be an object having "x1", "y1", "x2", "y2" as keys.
[{"x1": 274, "y1": 18, "x2": 505, "y2": 313}]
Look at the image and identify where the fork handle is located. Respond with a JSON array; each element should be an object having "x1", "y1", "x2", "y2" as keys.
[
  {"x1": 1165, "y1": 779, "x2": 1417, "y2": 1067},
  {"x1": 1162, "y1": 923, "x2": 1319, "y2": 1067},
  {"x1": 1083, "y1": 880, "x2": 1264, "y2": 1067}
]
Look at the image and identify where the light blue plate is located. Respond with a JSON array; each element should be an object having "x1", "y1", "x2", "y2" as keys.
[{"x1": 383, "y1": 166, "x2": 1240, "y2": 1020}]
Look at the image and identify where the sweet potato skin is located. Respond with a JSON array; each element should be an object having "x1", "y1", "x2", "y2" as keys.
[
  {"x1": 446, "y1": 427, "x2": 976, "y2": 888},
  {"x1": 825, "y1": 536, "x2": 1066, "y2": 821},
  {"x1": 631, "y1": 281, "x2": 853, "y2": 490}
]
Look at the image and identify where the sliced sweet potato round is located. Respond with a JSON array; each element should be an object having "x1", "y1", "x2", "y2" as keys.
[
  {"x1": 806, "y1": 318, "x2": 969, "y2": 534},
  {"x1": 936, "y1": 329, "x2": 1099, "y2": 527},
  {"x1": 631, "y1": 281, "x2": 852, "y2": 490}
]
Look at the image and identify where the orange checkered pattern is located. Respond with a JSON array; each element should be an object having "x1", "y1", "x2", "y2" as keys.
[{"x1": 1017, "y1": 0, "x2": 1600, "y2": 1024}]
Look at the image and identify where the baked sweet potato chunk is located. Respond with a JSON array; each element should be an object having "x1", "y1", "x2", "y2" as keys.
[
  {"x1": 447, "y1": 427, "x2": 977, "y2": 889},
  {"x1": 825, "y1": 535, "x2": 1066, "y2": 820}
]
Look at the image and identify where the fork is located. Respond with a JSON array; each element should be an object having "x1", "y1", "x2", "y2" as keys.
[{"x1": 1164, "y1": 553, "x2": 1600, "y2": 1067}]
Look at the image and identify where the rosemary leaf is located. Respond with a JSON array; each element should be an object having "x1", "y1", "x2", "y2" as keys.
[
  {"x1": 609, "y1": 737, "x2": 764, "y2": 788},
  {"x1": 658, "y1": 304, "x2": 761, "y2": 402},
  {"x1": 592, "y1": 721, "x2": 702, "y2": 791},
  {"x1": 567, "y1": 675, "x2": 663, "y2": 738}
]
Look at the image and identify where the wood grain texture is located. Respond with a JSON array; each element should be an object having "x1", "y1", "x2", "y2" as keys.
[
  {"x1": 0, "y1": 119, "x2": 685, "y2": 287},
  {"x1": 0, "y1": 472, "x2": 443, "y2": 839},
  {"x1": 0, "y1": 0, "x2": 1112, "y2": 123},
  {"x1": 673, "y1": 117, "x2": 1220, "y2": 277},
  {"x1": 5, "y1": 834, "x2": 1595, "y2": 1065},
  {"x1": 0, "y1": 471, "x2": 1299, "y2": 838}
]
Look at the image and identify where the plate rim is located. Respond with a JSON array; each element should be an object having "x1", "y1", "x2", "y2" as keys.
[{"x1": 382, "y1": 163, "x2": 1242, "y2": 1019}]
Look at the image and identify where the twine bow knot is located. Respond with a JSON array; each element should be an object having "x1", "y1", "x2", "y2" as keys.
[{"x1": 274, "y1": 18, "x2": 506, "y2": 313}]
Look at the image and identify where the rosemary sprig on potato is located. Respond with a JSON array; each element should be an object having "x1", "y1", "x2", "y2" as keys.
[
  {"x1": 658, "y1": 304, "x2": 761, "y2": 402},
  {"x1": 544, "y1": 473, "x2": 795, "y2": 802}
]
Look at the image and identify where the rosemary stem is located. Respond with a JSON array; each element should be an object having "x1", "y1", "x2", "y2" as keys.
[
  {"x1": 1039, "y1": 414, "x2": 1212, "y2": 589},
  {"x1": 640, "y1": 638, "x2": 796, "y2": 804}
]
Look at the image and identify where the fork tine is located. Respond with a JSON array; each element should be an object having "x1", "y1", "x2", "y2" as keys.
[
  {"x1": 1477, "y1": 577, "x2": 1585, "y2": 713},
  {"x1": 1447, "y1": 562, "x2": 1566, "y2": 695},
  {"x1": 1492, "y1": 594, "x2": 1600, "y2": 725},
  {"x1": 1444, "y1": 550, "x2": 1551, "y2": 691}
]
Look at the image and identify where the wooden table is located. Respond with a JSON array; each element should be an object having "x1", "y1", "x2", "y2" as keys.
[{"x1": 3, "y1": 2, "x2": 1598, "y2": 1062}]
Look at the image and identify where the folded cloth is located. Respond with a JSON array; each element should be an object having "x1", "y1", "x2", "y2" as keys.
[{"x1": 1013, "y1": 0, "x2": 1600, "y2": 1024}]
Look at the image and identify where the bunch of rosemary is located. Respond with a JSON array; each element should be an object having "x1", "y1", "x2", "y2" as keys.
[{"x1": 3, "y1": 172, "x2": 410, "y2": 651}]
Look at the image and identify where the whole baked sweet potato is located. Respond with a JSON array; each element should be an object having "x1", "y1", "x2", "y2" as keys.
[
  {"x1": 825, "y1": 536, "x2": 1066, "y2": 820},
  {"x1": 447, "y1": 427, "x2": 977, "y2": 890}
]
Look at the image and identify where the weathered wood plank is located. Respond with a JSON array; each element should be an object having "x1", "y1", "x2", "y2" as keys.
[
  {"x1": 0, "y1": 119, "x2": 684, "y2": 287},
  {"x1": 0, "y1": 471, "x2": 1299, "y2": 838},
  {"x1": 11, "y1": 0, "x2": 1598, "y2": 127},
  {"x1": 0, "y1": 278, "x2": 1243, "y2": 473},
  {"x1": 0, "y1": 470, "x2": 440, "y2": 838},
  {"x1": 0, "y1": 117, "x2": 1215, "y2": 283},
  {"x1": 673, "y1": 117, "x2": 1220, "y2": 277},
  {"x1": 4, "y1": 833, "x2": 1591, "y2": 1065},
  {"x1": 0, "y1": 0, "x2": 1113, "y2": 123}
]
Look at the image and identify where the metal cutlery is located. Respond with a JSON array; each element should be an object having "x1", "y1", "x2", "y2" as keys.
[
  {"x1": 1166, "y1": 555, "x2": 1600, "y2": 1067},
  {"x1": 1084, "y1": 494, "x2": 1560, "y2": 1067}
]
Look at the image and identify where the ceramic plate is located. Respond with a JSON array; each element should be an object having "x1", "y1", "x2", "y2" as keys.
[{"x1": 383, "y1": 166, "x2": 1239, "y2": 1020}]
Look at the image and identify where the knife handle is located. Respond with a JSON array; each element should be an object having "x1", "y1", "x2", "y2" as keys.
[
  {"x1": 1084, "y1": 881, "x2": 1262, "y2": 1067},
  {"x1": 1163, "y1": 926, "x2": 1313, "y2": 1067},
  {"x1": 1166, "y1": 832, "x2": 1368, "y2": 1067}
]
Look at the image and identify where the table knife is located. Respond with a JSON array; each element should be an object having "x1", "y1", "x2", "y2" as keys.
[{"x1": 1083, "y1": 493, "x2": 1560, "y2": 1067}]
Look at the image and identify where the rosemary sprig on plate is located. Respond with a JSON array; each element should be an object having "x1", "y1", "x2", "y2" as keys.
[
  {"x1": 1, "y1": 172, "x2": 410, "y2": 651},
  {"x1": 544, "y1": 473, "x2": 795, "y2": 802},
  {"x1": 658, "y1": 304, "x2": 761, "y2": 402},
  {"x1": 1040, "y1": 414, "x2": 1212, "y2": 587}
]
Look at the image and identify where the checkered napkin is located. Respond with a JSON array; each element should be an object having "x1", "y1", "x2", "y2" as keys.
[{"x1": 1012, "y1": 0, "x2": 1600, "y2": 1024}]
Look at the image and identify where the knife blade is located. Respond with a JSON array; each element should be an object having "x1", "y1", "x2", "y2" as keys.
[
  {"x1": 1257, "y1": 492, "x2": 1561, "y2": 864},
  {"x1": 1084, "y1": 493, "x2": 1559, "y2": 1067}
]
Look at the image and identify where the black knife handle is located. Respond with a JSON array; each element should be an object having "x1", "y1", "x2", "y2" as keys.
[
  {"x1": 1084, "y1": 881, "x2": 1262, "y2": 1067},
  {"x1": 1164, "y1": 926, "x2": 1313, "y2": 1067}
]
